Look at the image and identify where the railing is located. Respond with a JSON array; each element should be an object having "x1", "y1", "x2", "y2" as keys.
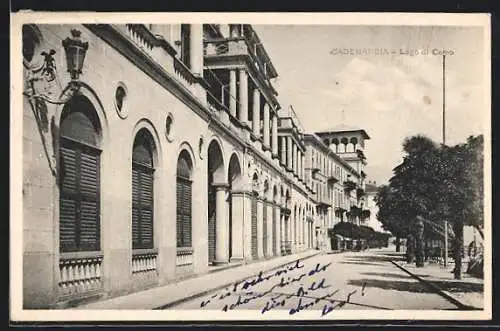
[
  {"x1": 125, "y1": 24, "x2": 156, "y2": 55},
  {"x1": 59, "y1": 252, "x2": 103, "y2": 298},
  {"x1": 132, "y1": 249, "x2": 158, "y2": 274},
  {"x1": 176, "y1": 247, "x2": 194, "y2": 266}
]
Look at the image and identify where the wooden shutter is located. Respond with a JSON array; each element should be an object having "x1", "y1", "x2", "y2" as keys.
[
  {"x1": 132, "y1": 168, "x2": 140, "y2": 248},
  {"x1": 140, "y1": 170, "x2": 154, "y2": 248},
  {"x1": 251, "y1": 195, "x2": 258, "y2": 259},
  {"x1": 60, "y1": 146, "x2": 78, "y2": 251},
  {"x1": 263, "y1": 201, "x2": 268, "y2": 256},
  {"x1": 59, "y1": 142, "x2": 100, "y2": 252},
  {"x1": 182, "y1": 180, "x2": 192, "y2": 247},
  {"x1": 176, "y1": 177, "x2": 192, "y2": 248}
]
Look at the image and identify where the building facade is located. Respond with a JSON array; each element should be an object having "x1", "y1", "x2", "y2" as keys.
[{"x1": 21, "y1": 23, "x2": 369, "y2": 308}]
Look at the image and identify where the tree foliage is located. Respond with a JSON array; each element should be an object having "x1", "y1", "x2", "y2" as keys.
[{"x1": 374, "y1": 134, "x2": 484, "y2": 277}]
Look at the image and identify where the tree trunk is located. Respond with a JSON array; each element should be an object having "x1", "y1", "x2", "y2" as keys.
[
  {"x1": 415, "y1": 220, "x2": 425, "y2": 267},
  {"x1": 395, "y1": 236, "x2": 401, "y2": 252},
  {"x1": 406, "y1": 234, "x2": 415, "y2": 263},
  {"x1": 473, "y1": 225, "x2": 484, "y2": 240},
  {"x1": 453, "y1": 221, "x2": 464, "y2": 280}
]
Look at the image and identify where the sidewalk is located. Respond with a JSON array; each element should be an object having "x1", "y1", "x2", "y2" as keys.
[
  {"x1": 75, "y1": 249, "x2": 321, "y2": 310},
  {"x1": 392, "y1": 258, "x2": 484, "y2": 309}
]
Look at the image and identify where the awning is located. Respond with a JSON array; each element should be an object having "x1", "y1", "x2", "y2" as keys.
[{"x1": 334, "y1": 234, "x2": 344, "y2": 240}]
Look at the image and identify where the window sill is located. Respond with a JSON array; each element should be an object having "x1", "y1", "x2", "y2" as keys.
[
  {"x1": 60, "y1": 251, "x2": 104, "y2": 262},
  {"x1": 177, "y1": 247, "x2": 194, "y2": 256},
  {"x1": 132, "y1": 248, "x2": 158, "y2": 257}
]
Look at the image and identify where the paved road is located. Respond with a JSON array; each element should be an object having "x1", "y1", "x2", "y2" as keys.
[{"x1": 171, "y1": 248, "x2": 458, "y2": 315}]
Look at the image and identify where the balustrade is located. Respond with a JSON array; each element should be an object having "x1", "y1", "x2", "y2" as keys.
[{"x1": 59, "y1": 253, "x2": 103, "y2": 298}]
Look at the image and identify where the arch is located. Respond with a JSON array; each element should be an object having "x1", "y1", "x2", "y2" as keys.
[
  {"x1": 252, "y1": 172, "x2": 260, "y2": 193},
  {"x1": 131, "y1": 128, "x2": 156, "y2": 250},
  {"x1": 207, "y1": 138, "x2": 226, "y2": 184},
  {"x1": 227, "y1": 152, "x2": 242, "y2": 261},
  {"x1": 227, "y1": 152, "x2": 243, "y2": 190},
  {"x1": 131, "y1": 119, "x2": 163, "y2": 169},
  {"x1": 60, "y1": 94, "x2": 102, "y2": 147},
  {"x1": 177, "y1": 141, "x2": 197, "y2": 170},
  {"x1": 58, "y1": 94, "x2": 102, "y2": 253},
  {"x1": 56, "y1": 83, "x2": 109, "y2": 143},
  {"x1": 176, "y1": 149, "x2": 194, "y2": 250}
]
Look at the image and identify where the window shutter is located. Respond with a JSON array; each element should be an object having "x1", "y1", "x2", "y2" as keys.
[
  {"x1": 132, "y1": 168, "x2": 140, "y2": 248},
  {"x1": 79, "y1": 151, "x2": 100, "y2": 251},
  {"x1": 60, "y1": 146, "x2": 78, "y2": 251},
  {"x1": 176, "y1": 177, "x2": 192, "y2": 248},
  {"x1": 176, "y1": 179, "x2": 183, "y2": 247},
  {"x1": 140, "y1": 170, "x2": 154, "y2": 248},
  {"x1": 182, "y1": 181, "x2": 192, "y2": 247}
]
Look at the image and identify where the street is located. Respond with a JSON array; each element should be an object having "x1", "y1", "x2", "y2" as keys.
[{"x1": 170, "y1": 249, "x2": 458, "y2": 315}]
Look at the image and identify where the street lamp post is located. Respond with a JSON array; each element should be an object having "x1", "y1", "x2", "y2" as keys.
[{"x1": 442, "y1": 54, "x2": 449, "y2": 268}]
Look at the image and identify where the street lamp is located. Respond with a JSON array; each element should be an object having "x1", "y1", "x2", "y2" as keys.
[{"x1": 23, "y1": 29, "x2": 89, "y2": 105}]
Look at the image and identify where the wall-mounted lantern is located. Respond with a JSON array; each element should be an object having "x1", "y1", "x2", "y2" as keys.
[{"x1": 23, "y1": 29, "x2": 89, "y2": 105}]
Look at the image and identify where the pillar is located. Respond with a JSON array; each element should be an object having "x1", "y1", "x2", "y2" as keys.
[
  {"x1": 230, "y1": 192, "x2": 245, "y2": 261},
  {"x1": 266, "y1": 201, "x2": 274, "y2": 257},
  {"x1": 272, "y1": 113, "x2": 278, "y2": 157},
  {"x1": 280, "y1": 137, "x2": 286, "y2": 165},
  {"x1": 274, "y1": 204, "x2": 281, "y2": 256},
  {"x1": 214, "y1": 184, "x2": 229, "y2": 264},
  {"x1": 257, "y1": 197, "x2": 264, "y2": 259},
  {"x1": 287, "y1": 136, "x2": 293, "y2": 170},
  {"x1": 189, "y1": 24, "x2": 203, "y2": 75},
  {"x1": 298, "y1": 152, "x2": 303, "y2": 180},
  {"x1": 263, "y1": 103, "x2": 270, "y2": 149},
  {"x1": 229, "y1": 70, "x2": 237, "y2": 118},
  {"x1": 293, "y1": 144, "x2": 298, "y2": 176},
  {"x1": 238, "y1": 69, "x2": 248, "y2": 127},
  {"x1": 252, "y1": 88, "x2": 260, "y2": 138}
]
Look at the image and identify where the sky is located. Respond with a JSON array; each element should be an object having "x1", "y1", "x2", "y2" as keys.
[{"x1": 253, "y1": 25, "x2": 487, "y2": 185}]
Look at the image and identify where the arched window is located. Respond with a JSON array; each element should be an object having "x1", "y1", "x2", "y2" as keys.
[
  {"x1": 176, "y1": 150, "x2": 193, "y2": 248},
  {"x1": 59, "y1": 96, "x2": 102, "y2": 253},
  {"x1": 132, "y1": 129, "x2": 155, "y2": 250}
]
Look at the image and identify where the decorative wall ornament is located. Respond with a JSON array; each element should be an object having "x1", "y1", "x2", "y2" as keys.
[
  {"x1": 198, "y1": 135, "x2": 205, "y2": 159},
  {"x1": 114, "y1": 82, "x2": 128, "y2": 119}
]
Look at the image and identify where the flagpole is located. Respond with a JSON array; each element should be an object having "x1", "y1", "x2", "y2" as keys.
[{"x1": 443, "y1": 54, "x2": 449, "y2": 268}]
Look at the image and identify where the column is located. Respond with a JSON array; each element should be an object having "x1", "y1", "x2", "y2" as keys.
[
  {"x1": 238, "y1": 69, "x2": 248, "y2": 127},
  {"x1": 230, "y1": 192, "x2": 245, "y2": 261},
  {"x1": 298, "y1": 152, "x2": 303, "y2": 180},
  {"x1": 293, "y1": 144, "x2": 298, "y2": 176},
  {"x1": 290, "y1": 214, "x2": 295, "y2": 253},
  {"x1": 263, "y1": 103, "x2": 270, "y2": 149},
  {"x1": 274, "y1": 204, "x2": 281, "y2": 256},
  {"x1": 229, "y1": 70, "x2": 237, "y2": 118},
  {"x1": 189, "y1": 24, "x2": 203, "y2": 75},
  {"x1": 280, "y1": 137, "x2": 286, "y2": 165},
  {"x1": 287, "y1": 137, "x2": 293, "y2": 169},
  {"x1": 214, "y1": 184, "x2": 229, "y2": 264},
  {"x1": 252, "y1": 88, "x2": 260, "y2": 138},
  {"x1": 272, "y1": 113, "x2": 278, "y2": 156},
  {"x1": 266, "y1": 202, "x2": 274, "y2": 257},
  {"x1": 256, "y1": 197, "x2": 264, "y2": 259}
]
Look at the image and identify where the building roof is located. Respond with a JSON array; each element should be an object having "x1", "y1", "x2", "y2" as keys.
[
  {"x1": 303, "y1": 133, "x2": 360, "y2": 177},
  {"x1": 316, "y1": 124, "x2": 371, "y2": 139}
]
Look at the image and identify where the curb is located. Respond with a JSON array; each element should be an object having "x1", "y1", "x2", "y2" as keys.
[
  {"x1": 390, "y1": 260, "x2": 482, "y2": 311},
  {"x1": 153, "y1": 250, "x2": 322, "y2": 310}
]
